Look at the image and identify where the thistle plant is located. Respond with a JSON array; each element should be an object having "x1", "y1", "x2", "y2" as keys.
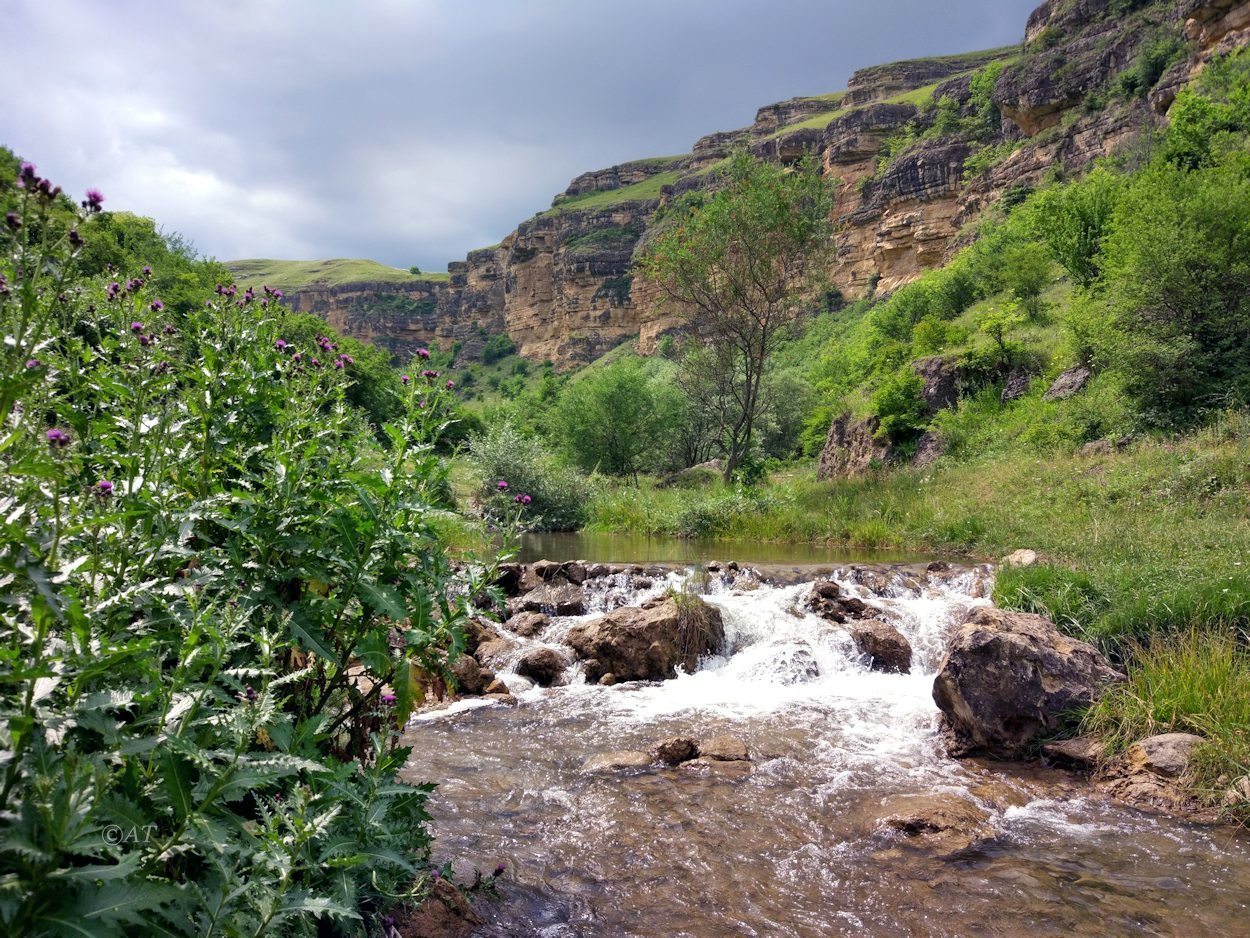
[{"x1": 0, "y1": 163, "x2": 503, "y2": 934}]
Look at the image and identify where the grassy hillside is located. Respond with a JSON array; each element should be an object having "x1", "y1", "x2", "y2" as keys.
[{"x1": 226, "y1": 257, "x2": 444, "y2": 290}]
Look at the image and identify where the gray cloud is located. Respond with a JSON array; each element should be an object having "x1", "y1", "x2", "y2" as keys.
[{"x1": 3, "y1": 0, "x2": 1039, "y2": 269}]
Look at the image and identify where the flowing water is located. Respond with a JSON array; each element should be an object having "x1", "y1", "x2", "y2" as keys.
[{"x1": 400, "y1": 564, "x2": 1250, "y2": 936}]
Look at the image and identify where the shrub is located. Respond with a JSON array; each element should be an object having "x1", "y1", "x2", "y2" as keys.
[
  {"x1": 467, "y1": 421, "x2": 591, "y2": 530},
  {"x1": 870, "y1": 368, "x2": 927, "y2": 442},
  {"x1": 0, "y1": 163, "x2": 500, "y2": 933},
  {"x1": 480, "y1": 333, "x2": 517, "y2": 364}
]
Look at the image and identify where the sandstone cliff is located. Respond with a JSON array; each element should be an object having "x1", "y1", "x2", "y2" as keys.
[{"x1": 238, "y1": 0, "x2": 1250, "y2": 370}]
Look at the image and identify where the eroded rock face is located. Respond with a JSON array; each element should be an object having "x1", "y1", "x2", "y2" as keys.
[
  {"x1": 816, "y1": 414, "x2": 893, "y2": 480},
  {"x1": 565, "y1": 596, "x2": 725, "y2": 683},
  {"x1": 932, "y1": 607, "x2": 1124, "y2": 757}
]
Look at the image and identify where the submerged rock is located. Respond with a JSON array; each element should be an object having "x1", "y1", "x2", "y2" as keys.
[
  {"x1": 582, "y1": 750, "x2": 654, "y2": 772},
  {"x1": 878, "y1": 792, "x2": 995, "y2": 857},
  {"x1": 654, "y1": 736, "x2": 700, "y2": 766},
  {"x1": 847, "y1": 619, "x2": 913, "y2": 674},
  {"x1": 565, "y1": 595, "x2": 724, "y2": 683},
  {"x1": 932, "y1": 607, "x2": 1124, "y2": 757},
  {"x1": 805, "y1": 580, "x2": 872, "y2": 622},
  {"x1": 699, "y1": 735, "x2": 750, "y2": 762}
]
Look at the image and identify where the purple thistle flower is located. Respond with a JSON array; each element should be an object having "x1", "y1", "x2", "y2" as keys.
[
  {"x1": 244, "y1": 685, "x2": 257, "y2": 702},
  {"x1": 130, "y1": 321, "x2": 144, "y2": 333},
  {"x1": 17, "y1": 162, "x2": 38, "y2": 188},
  {"x1": 142, "y1": 265, "x2": 152, "y2": 276},
  {"x1": 95, "y1": 479, "x2": 114, "y2": 497},
  {"x1": 431, "y1": 869, "x2": 441, "y2": 881},
  {"x1": 150, "y1": 300, "x2": 164, "y2": 312},
  {"x1": 291, "y1": 353, "x2": 301, "y2": 363},
  {"x1": 496, "y1": 480, "x2": 508, "y2": 491},
  {"x1": 493, "y1": 864, "x2": 506, "y2": 877},
  {"x1": 25, "y1": 359, "x2": 42, "y2": 369},
  {"x1": 338, "y1": 354, "x2": 354, "y2": 365},
  {"x1": 68, "y1": 229, "x2": 83, "y2": 249},
  {"x1": 333, "y1": 360, "x2": 344, "y2": 369},
  {"x1": 421, "y1": 369, "x2": 438, "y2": 379},
  {"x1": 311, "y1": 358, "x2": 321, "y2": 368},
  {"x1": 163, "y1": 324, "x2": 176, "y2": 336},
  {"x1": 274, "y1": 339, "x2": 288, "y2": 352},
  {"x1": 381, "y1": 692, "x2": 397, "y2": 705},
  {"x1": 45, "y1": 428, "x2": 70, "y2": 448},
  {"x1": 401, "y1": 374, "x2": 410, "y2": 385},
  {"x1": 83, "y1": 188, "x2": 105, "y2": 212},
  {"x1": 4, "y1": 212, "x2": 20, "y2": 231},
  {"x1": 416, "y1": 347, "x2": 431, "y2": 360},
  {"x1": 126, "y1": 278, "x2": 143, "y2": 293},
  {"x1": 272, "y1": 289, "x2": 283, "y2": 299},
  {"x1": 139, "y1": 334, "x2": 153, "y2": 347},
  {"x1": 521, "y1": 494, "x2": 532, "y2": 505}
]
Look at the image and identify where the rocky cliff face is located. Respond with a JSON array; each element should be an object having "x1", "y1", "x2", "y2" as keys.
[{"x1": 267, "y1": 0, "x2": 1250, "y2": 370}]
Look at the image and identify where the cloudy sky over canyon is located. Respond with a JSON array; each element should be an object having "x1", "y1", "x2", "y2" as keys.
[{"x1": 6, "y1": 0, "x2": 1039, "y2": 269}]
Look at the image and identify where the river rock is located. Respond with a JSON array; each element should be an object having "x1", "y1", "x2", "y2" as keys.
[
  {"x1": 699, "y1": 735, "x2": 750, "y2": 761},
  {"x1": 1042, "y1": 735, "x2": 1105, "y2": 769},
  {"x1": 806, "y1": 581, "x2": 872, "y2": 622},
  {"x1": 772, "y1": 643, "x2": 822, "y2": 683},
  {"x1": 848, "y1": 619, "x2": 913, "y2": 674},
  {"x1": 561, "y1": 561, "x2": 588, "y2": 584},
  {"x1": 462, "y1": 616, "x2": 498, "y2": 656},
  {"x1": 582, "y1": 750, "x2": 654, "y2": 772},
  {"x1": 565, "y1": 596, "x2": 725, "y2": 683},
  {"x1": 531, "y1": 559, "x2": 562, "y2": 581},
  {"x1": 393, "y1": 877, "x2": 481, "y2": 938},
  {"x1": 1099, "y1": 733, "x2": 1208, "y2": 814},
  {"x1": 504, "y1": 611, "x2": 550, "y2": 638},
  {"x1": 878, "y1": 793, "x2": 995, "y2": 857},
  {"x1": 450, "y1": 654, "x2": 488, "y2": 696},
  {"x1": 519, "y1": 583, "x2": 587, "y2": 616},
  {"x1": 494, "y1": 563, "x2": 524, "y2": 596},
  {"x1": 654, "y1": 736, "x2": 700, "y2": 765},
  {"x1": 932, "y1": 607, "x2": 1124, "y2": 757},
  {"x1": 1127, "y1": 733, "x2": 1205, "y2": 778},
  {"x1": 515, "y1": 647, "x2": 568, "y2": 687},
  {"x1": 473, "y1": 637, "x2": 518, "y2": 667},
  {"x1": 483, "y1": 677, "x2": 510, "y2": 695}
]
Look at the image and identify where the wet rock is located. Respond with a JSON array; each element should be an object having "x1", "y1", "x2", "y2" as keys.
[
  {"x1": 806, "y1": 580, "x2": 872, "y2": 622},
  {"x1": 680, "y1": 758, "x2": 755, "y2": 780},
  {"x1": 1043, "y1": 365, "x2": 1092, "y2": 401},
  {"x1": 483, "y1": 677, "x2": 510, "y2": 695},
  {"x1": 494, "y1": 562, "x2": 523, "y2": 596},
  {"x1": 515, "y1": 647, "x2": 568, "y2": 687},
  {"x1": 582, "y1": 750, "x2": 654, "y2": 772},
  {"x1": 932, "y1": 606, "x2": 1125, "y2": 757},
  {"x1": 1042, "y1": 735, "x2": 1105, "y2": 770},
  {"x1": 633, "y1": 577, "x2": 654, "y2": 590},
  {"x1": 519, "y1": 583, "x2": 587, "y2": 616},
  {"x1": 565, "y1": 595, "x2": 725, "y2": 683},
  {"x1": 450, "y1": 654, "x2": 487, "y2": 696},
  {"x1": 598, "y1": 673, "x2": 617, "y2": 686},
  {"x1": 772, "y1": 643, "x2": 822, "y2": 683},
  {"x1": 474, "y1": 637, "x2": 518, "y2": 668},
  {"x1": 587, "y1": 563, "x2": 611, "y2": 579},
  {"x1": 504, "y1": 611, "x2": 550, "y2": 638},
  {"x1": 848, "y1": 619, "x2": 913, "y2": 674},
  {"x1": 483, "y1": 692, "x2": 517, "y2": 706},
  {"x1": 879, "y1": 793, "x2": 995, "y2": 857},
  {"x1": 654, "y1": 736, "x2": 700, "y2": 766},
  {"x1": 699, "y1": 735, "x2": 750, "y2": 762},
  {"x1": 562, "y1": 561, "x2": 588, "y2": 585},
  {"x1": 1127, "y1": 733, "x2": 1205, "y2": 779},
  {"x1": 462, "y1": 616, "x2": 498, "y2": 656},
  {"x1": 531, "y1": 559, "x2": 562, "y2": 582},
  {"x1": 1000, "y1": 549, "x2": 1038, "y2": 568},
  {"x1": 393, "y1": 877, "x2": 481, "y2": 938}
]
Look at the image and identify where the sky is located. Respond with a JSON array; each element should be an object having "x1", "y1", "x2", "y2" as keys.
[{"x1": 3, "y1": 0, "x2": 1040, "y2": 271}]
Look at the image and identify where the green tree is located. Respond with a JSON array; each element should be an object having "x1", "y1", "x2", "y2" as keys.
[
  {"x1": 1027, "y1": 167, "x2": 1123, "y2": 287},
  {"x1": 639, "y1": 150, "x2": 834, "y2": 482},
  {"x1": 998, "y1": 240, "x2": 1052, "y2": 317},
  {"x1": 552, "y1": 357, "x2": 679, "y2": 479}
]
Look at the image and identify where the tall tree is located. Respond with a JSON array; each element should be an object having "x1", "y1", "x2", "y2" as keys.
[{"x1": 639, "y1": 150, "x2": 833, "y2": 481}]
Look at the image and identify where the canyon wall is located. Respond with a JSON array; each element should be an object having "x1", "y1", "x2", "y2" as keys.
[{"x1": 261, "y1": 0, "x2": 1250, "y2": 370}]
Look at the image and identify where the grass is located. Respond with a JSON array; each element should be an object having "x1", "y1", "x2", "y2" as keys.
[
  {"x1": 226, "y1": 258, "x2": 441, "y2": 291},
  {"x1": 1084, "y1": 630, "x2": 1250, "y2": 818},
  {"x1": 543, "y1": 171, "x2": 683, "y2": 216}
]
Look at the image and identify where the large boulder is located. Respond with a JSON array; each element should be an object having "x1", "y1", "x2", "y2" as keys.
[
  {"x1": 517, "y1": 583, "x2": 587, "y2": 617},
  {"x1": 805, "y1": 580, "x2": 872, "y2": 622},
  {"x1": 565, "y1": 596, "x2": 725, "y2": 683},
  {"x1": 847, "y1": 619, "x2": 913, "y2": 674},
  {"x1": 932, "y1": 607, "x2": 1124, "y2": 756},
  {"x1": 1043, "y1": 365, "x2": 1092, "y2": 400},
  {"x1": 515, "y1": 647, "x2": 568, "y2": 687},
  {"x1": 450, "y1": 654, "x2": 489, "y2": 696}
]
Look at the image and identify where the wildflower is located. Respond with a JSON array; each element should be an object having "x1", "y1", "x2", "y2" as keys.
[
  {"x1": 421, "y1": 369, "x2": 439, "y2": 379},
  {"x1": 272, "y1": 289, "x2": 283, "y2": 299},
  {"x1": 334, "y1": 360, "x2": 344, "y2": 369},
  {"x1": 163, "y1": 324, "x2": 176, "y2": 336},
  {"x1": 126, "y1": 278, "x2": 144, "y2": 293},
  {"x1": 445, "y1": 380, "x2": 455, "y2": 390},
  {"x1": 514, "y1": 493, "x2": 532, "y2": 505},
  {"x1": 4, "y1": 212, "x2": 20, "y2": 231},
  {"x1": 416, "y1": 347, "x2": 431, "y2": 360},
  {"x1": 381, "y1": 692, "x2": 397, "y2": 705},
  {"x1": 493, "y1": 864, "x2": 506, "y2": 877},
  {"x1": 17, "y1": 162, "x2": 38, "y2": 188},
  {"x1": 338, "y1": 354, "x2": 354, "y2": 365},
  {"x1": 291, "y1": 353, "x2": 302, "y2": 363},
  {"x1": 83, "y1": 188, "x2": 105, "y2": 212},
  {"x1": 243, "y1": 288, "x2": 255, "y2": 303},
  {"x1": 45, "y1": 428, "x2": 70, "y2": 448},
  {"x1": 150, "y1": 300, "x2": 164, "y2": 312},
  {"x1": 130, "y1": 321, "x2": 143, "y2": 333},
  {"x1": 25, "y1": 359, "x2": 42, "y2": 369},
  {"x1": 141, "y1": 335, "x2": 156, "y2": 347},
  {"x1": 95, "y1": 479, "x2": 114, "y2": 497},
  {"x1": 244, "y1": 685, "x2": 257, "y2": 703},
  {"x1": 106, "y1": 283, "x2": 121, "y2": 301},
  {"x1": 274, "y1": 339, "x2": 289, "y2": 352},
  {"x1": 496, "y1": 480, "x2": 508, "y2": 491},
  {"x1": 401, "y1": 374, "x2": 410, "y2": 385},
  {"x1": 68, "y1": 228, "x2": 83, "y2": 249},
  {"x1": 311, "y1": 358, "x2": 321, "y2": 368},
  {"x1": 142, "y1": 265, "x2": 152, "y2": 276},
  {"x1": 431, "y1": 869, "x2": 441, "y2": 881}
]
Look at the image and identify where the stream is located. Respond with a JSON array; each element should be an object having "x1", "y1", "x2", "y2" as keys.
[{"x1": 400, "y1": 561, "x2": 1250, "y2": 936}]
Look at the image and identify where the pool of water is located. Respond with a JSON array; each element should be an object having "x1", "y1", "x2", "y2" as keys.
[{"x1": 519, "y1": 531, "x2": 933, "y2": 566}]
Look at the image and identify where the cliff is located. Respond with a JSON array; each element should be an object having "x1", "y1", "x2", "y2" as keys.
[{"x1": 229, "y1": 0, "x2": 1250, "y2": 370}]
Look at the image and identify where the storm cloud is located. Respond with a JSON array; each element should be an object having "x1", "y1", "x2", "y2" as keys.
[{"x1": 4, "y1": 0, "x2": 1039, "y2": 270}]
